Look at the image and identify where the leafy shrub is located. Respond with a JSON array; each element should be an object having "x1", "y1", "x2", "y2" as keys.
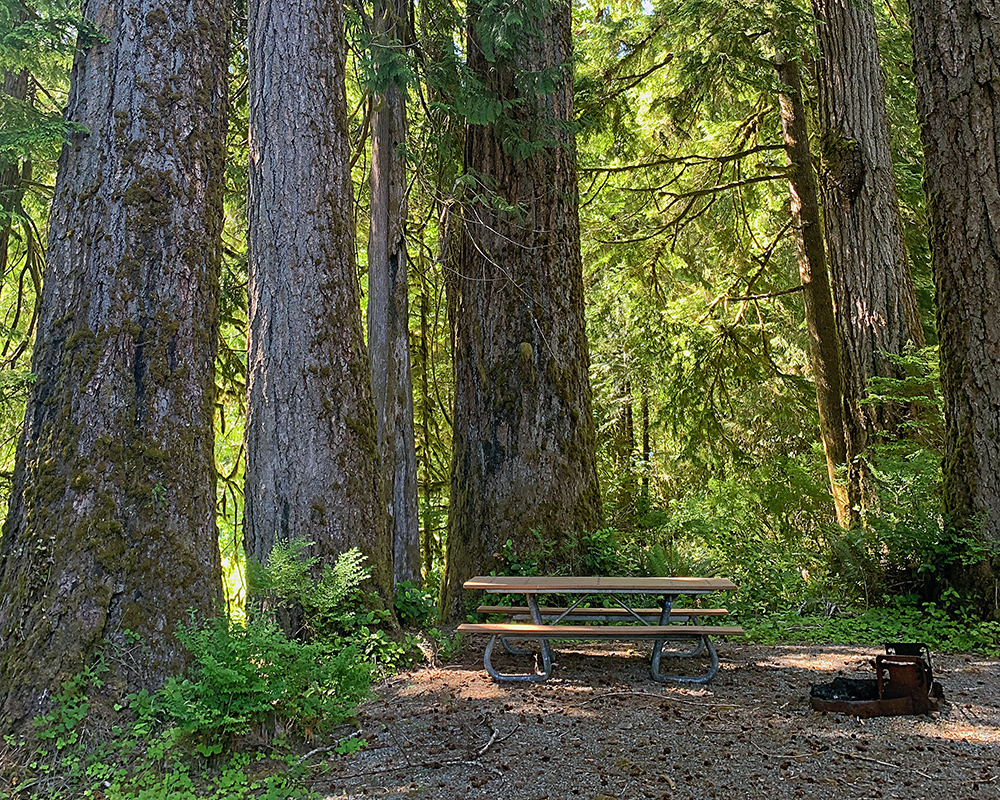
[
  {"x1": 250, "y1": 541, "x2": 423, "y2": 673},
  {"x1": 394, "y1": 580, "x2": 437, "y2": 627},
  {"x1": 249, "y1": 540, "x2": 372, "y2": 635},
  {"x1": 160, "y1": 614, "x2": 370, "y2": 745}
]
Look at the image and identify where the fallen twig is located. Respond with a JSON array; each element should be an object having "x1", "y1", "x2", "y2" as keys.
[
  {"x1": 749, "y1": 739, "x2": 811, "y2": 760},
  {"x1": 334, "y1": 752, "x2": 503, "y2": 783},
  {"x1": 568, "y1": 690, "x2": 738, "y2": 709},
  {"x1": 495, "y1": 721, "x2": 522, "y2": 747},
  {"x1": 476, "y1": 716, "x2": 499, "y2": 757},
  {"x1": 832, "y1": 748, "x2": 942, "y2": 781},
  {"x1": 383, "y1": 722, "x2": 415, "y2": 766},
  {"x1": 295, "y1": 730, "x2": 363, "y2": 766}
]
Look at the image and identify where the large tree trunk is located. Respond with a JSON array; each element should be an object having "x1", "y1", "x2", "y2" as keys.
[
  {"x1": 0, "y1": 0, "x2": 229, "y2": 733},
  {"x1": 909, "y1": 0, "x2": 1000, "y2": 617},
  {"x1": 245, "y1": 0, "x2": 392, "y2": 601},
  {"x1": 368, "y1": 0, "x2": 420, "y2": 586},
  {"x1": 812, "y1": 0, "x2": 924, "y2": 521},
  {"x1": 439, "y1": 0, "x2": 602, "y2": 619},
  {"x1": 776, "y1": 52, "x2": 851, "y2": 527}
]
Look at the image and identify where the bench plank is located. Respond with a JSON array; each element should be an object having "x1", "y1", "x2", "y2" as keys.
[
  {"x1": 476, "y1": 605, "x2": 729, "y2": 618},
  {"x1": 457, "y1": 623, "x2": 744, "y2": 640}
]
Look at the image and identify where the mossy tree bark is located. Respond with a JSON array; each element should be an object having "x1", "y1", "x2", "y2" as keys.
[
  {"x1": 909, "y1": 0, "x2": 1000, "y2": 617},
  {"x1": 439, "y1": 0, "x2": 602, "y2": 619},
  {"x1": 245, "y1": 0, "x2": 392, "y2": 604},
  {"x1": 0, "y1": 0, "x2": 229, "y2": 734},
  {"x1": 368, "y1": 0, "x2": 420, "y2": 586},
  {"x1": 812, "y1": 0, "x2": 924, "y2": 523},
  {"x1": 776, "y1": 52, "x2": 851, "y2": 527}
]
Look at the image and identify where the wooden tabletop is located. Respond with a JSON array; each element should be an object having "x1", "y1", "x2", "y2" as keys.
[{"x1": 463, "y1": 575, "x2": 736, "y2": 594}]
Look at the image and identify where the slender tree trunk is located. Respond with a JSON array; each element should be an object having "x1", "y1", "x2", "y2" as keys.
[
  {"x1": 0, "y1": 0, "x2": 229, "y2": 733},
  {"x1": 368, "y1": 0, "x2": 420, "y2": 586},
  {"x1": 416, "y1": 265, "x2": 438, "y2": 577},
  {"x1": 245, "y1": 0, "x2": 391, "y2": 601},
  {"x1": 440, "y1": 0, "x2": 602, "y2": 619},
  {"x1": 776, "y1": 52, "x2": 851, "y2": 526},
  {"x1": 812, "y1": 0, "x2": 924, "y2": 520},
  {"x1": 640, "y1": 392, "x2": 650, "y2": 512},
  {"x1": 614, "y1": 376, "x2": 636, "y2": 527},
  {"x1": 909, "y1": 0, "x2": 1000, "y2": 617},
  {"x1": 0, "y1": 17, "x2": 30, "y2": 284}
]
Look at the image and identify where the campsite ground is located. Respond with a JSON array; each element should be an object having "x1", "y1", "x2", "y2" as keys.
[{"x1": 312, "y1": 642, "x2": 1000, "y2": 800}]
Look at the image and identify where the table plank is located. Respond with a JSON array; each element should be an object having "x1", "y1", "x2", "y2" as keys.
[
  {"x1": 462, "y1": 575, "x2": 736, "y2": 593},
  {"x1": 458, "y1": 623, "x2": 745, "y2": 639}
]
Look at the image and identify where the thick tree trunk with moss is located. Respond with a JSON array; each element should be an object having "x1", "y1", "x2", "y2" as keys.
[
  {"x1": 812, "y1": 0, "x2": 924, "y2": 521},
  {"x1": 909, "y1": 0, "x2": 1000, "y2": 617},
  {"x1": 439, "y1": 0, "x2": 602, "y2": 619},
  {"x1": 0, "y1": 0, "x2": 228, "y2": 734},
  {"x1": 776, "y1": 52, "x2": 851, "y2": 527},
  {"x1": 245, "y1": 0, "x2": 391, "y2": 602},
  {"x1": 368, "y1": 0, "x2": 420, "y2": 586}
]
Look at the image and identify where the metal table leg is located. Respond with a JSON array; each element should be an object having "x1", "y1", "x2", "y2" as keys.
[
  {"x1": 650, "y1": 634, "x2": 719, "y2": 684},
  {"x1": 526, "y1": 593, "x2": 555, "y2": 667},
  {"x1": 484, "y1": 634, "x2": 553, "y2": 682}
]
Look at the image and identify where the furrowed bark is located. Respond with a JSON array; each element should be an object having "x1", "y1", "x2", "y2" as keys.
[
  {"x1": 813, "y1": 0, "x2": 924, "y2": 521},
  {"x1": 0, "y1": 0, "x2": 229, "y2": 733},
  {"x1": 909, "y1": 0, "x2": 1000, "y2": 616},
  {"x1": 368, "y1": 0, "x2": 421, "y2": 586},
  {"x1": 245, "y1": 0, "x2": 392, "y2": 604},
  {"x1": 440, "y1": 0, "x2": 602, "y2": 619}
]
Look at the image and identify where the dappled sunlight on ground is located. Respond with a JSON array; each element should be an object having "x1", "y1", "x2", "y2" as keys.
[{"x1": 314, "y1": 642, "x2": 1000, "y2": 799}]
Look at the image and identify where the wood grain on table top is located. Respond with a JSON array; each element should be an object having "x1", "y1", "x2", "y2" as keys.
[{"x1": 462, "y1": 575, "x2": 737, "y2": 593}]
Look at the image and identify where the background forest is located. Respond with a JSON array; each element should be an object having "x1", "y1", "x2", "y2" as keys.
[
  {"x1": 1, "y1": 0, "x2": 1000, "y2": 792},
  {"x1": 0, "y1": 0, "x2": 980, "y2": 619}
]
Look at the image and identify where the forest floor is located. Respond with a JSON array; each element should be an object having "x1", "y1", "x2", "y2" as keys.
[{"x1": 309, "y1": 640, "x2": 1000, "y2": 800}]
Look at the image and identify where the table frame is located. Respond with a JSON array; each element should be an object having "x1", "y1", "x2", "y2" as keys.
[{"x1": 464, "y1": 576, "x2": 737, "y2": 684}]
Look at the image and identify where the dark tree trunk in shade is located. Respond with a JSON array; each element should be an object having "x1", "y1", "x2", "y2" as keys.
[
  {"x1": 368, "y1": 0, "x2": 420, "y2": 586},
  {"x1": 0, "y1": 5, "x2": 30, "y2": 286},
  {"x1": 614, "y1": 377, "x2": 637, "y2": 527},
  {"x1": 776, "y1": 52, "x2": 851, "y2": 526},
  {"x1": 417, "y1": 268, "x2": 435, "y2": 576},
  {"x1": 640, "y1": 393, "x2": 650, "y2": 510},
  {"x1": 0, "y1": 0, "x2": 229, "y2": 733},
  {"x1": 245, "y1": 0, "x2": 391, "y2": 600},
  {"x1": 439, "y1": 0, "x2": 602, "y2": 619},
  {"x1": 812, "y1": 0, "x2": 924, "y2": 520},
  {"x1": 909, "y1": 0, "x2": 1000, "y2": 616}
]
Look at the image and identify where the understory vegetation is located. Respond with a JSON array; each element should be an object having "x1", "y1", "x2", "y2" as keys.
[{"x1": 1, "y1": 547, "x2": 450, "y2": 799}]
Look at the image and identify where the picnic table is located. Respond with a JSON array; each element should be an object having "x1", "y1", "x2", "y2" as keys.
[{"x1": 457, "y1": 575, "x2": 743, "y2": 684}]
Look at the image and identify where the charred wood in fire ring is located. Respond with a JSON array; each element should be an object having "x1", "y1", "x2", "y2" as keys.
[{"x1": 809, "y1": 643, "x2": 944, "y2": 718}]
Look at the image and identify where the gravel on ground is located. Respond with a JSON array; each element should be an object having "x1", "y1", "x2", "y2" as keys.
[{"x1": 312, "y1": 641, "x2": 1000, "y2": 800}]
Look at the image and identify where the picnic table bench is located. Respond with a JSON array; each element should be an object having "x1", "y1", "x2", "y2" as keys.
[{"x1": 458, "y1": 575, "x2": 743, "y2": 684}]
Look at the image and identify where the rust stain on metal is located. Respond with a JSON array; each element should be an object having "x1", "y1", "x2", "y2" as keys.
[{"x1": 810, "y1": 643, "x2": 944, "y2": 718}]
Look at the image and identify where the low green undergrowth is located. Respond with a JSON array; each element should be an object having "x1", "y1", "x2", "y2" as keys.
[
  {"x1": 3, "y1": 547, "x2": 456, "y2": 800},
  {"x1": 742, "y1": 596, "x2": 1000, "y2": 656},
  {"x1": 4, "y1": 609, "x2": 367, "y2": 799}
]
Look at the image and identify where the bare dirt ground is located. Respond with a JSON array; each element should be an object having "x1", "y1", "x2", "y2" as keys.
[{"x1": 313, "y1": 640, "x2": 1000, "y2": 800}]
